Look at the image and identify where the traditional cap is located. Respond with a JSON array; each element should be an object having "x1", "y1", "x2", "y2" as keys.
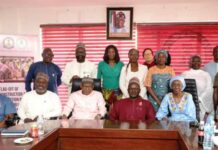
[
  {"x1": 35, "y1": 72, "x2": 49, "y2": 82},
  {"x1": 129, "y1": 77, "x2": 140, "y2": 86},
  {"x1": 169, "y1": 76, "x2": 186, "y2": 91},
  {"x1": 43, "y1": 47, "x2": 52, "y2": 52},
  {"x1": 76, "y1": 42, "x2": 85, "y2": 49},
  {"x1": 82, "y1": 77, "x2": 93, "y2": 84}
]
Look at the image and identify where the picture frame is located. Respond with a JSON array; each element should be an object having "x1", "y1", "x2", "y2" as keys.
[{"x1": 107, "y1": 7, "x2": 133, "y2": 40}]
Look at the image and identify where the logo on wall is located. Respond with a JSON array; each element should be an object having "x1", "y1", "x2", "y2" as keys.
[
  {"x1": 2, "y1": 37, "x2": 15, "y2": 49},
  {"x1": 17, "y1": 38, "x2": 27, "y2": 48}
]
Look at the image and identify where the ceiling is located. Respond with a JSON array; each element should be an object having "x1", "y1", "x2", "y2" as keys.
[{"x1": 0, "y1": 0, "x2": 202, "y2": 8}]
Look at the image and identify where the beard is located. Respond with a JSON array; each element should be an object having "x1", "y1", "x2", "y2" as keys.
[
  {"x1": 129, "y1": 95, "x2": 139, "y2": 99},
  {"x1": 35, "y1": 88, "x2": 47, "y2": 95},
  {"x1": 76, "y1": 56, "x2": 85, "y2": 63}
]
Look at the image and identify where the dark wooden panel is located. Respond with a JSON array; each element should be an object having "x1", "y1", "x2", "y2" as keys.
[
  {"x1": 59, "y1": 128, "x2": 179, "y2": 140},
  {"x1": 59, "y1": 138, "x2": 180, "y2": 150},
  {"x1": 0, "y1": 120, "x2": 209, "y2": 150}
]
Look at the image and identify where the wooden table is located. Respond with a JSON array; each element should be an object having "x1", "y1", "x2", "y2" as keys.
[{"x1": 0, "y1": 119, "x2": 213, "y2": 150}]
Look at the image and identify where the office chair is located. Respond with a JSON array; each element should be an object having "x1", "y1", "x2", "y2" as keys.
[
  {"x1": 183, "y1": 79, "x2": 200, "y2": 122},
  {"x1": 71, "y1": 78, "x2": 102, "y2": 93}
]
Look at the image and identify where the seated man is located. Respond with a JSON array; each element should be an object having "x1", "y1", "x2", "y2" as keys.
[
  {"x1": 18, "y1": 72, "x2": 61, "y2": 123},
  {"x1": 0, "y1": 94, "x2": 16, "y2": 128},
  {"x1": 109, "y1": 77, "x2": 156, "y2": 122},
  {"x1": 62, "y1": 77, "x2": 106, "y2": 120}
]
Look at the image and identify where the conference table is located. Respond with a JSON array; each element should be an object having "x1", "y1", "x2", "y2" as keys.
[{"x1": 0, "y1": 119, "x2": 216, "y2": 150}]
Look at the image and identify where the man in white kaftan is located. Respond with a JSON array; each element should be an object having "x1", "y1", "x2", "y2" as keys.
[
  {"x1": 181, "y1": 55, "x2": 214, "y2": 120},
  {"x1": 62, "y1": 43, "x2": 97, "y2": 94},
  {"x1": 18, "y1": 72, "x2": 61, "y2": 123}
]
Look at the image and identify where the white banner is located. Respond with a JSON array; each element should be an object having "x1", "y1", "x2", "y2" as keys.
[
  {"x1": 0, "y1": 34, "x2": 39, "y2": 107},
  {"x1": 0, "y1": 83, "x2": 26, "y2": 108}
]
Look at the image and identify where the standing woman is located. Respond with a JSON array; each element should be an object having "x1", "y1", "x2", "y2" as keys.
[
  {"x1": 145, "y1": 50, "x2": 175, "y2": 111},
  {"x1": 119, "y1": 48, "x2": 148, "y2": 99},
  {"x1": 181, "y1": 55, "x2": 214, "y2": 120},
  {"x1": 97, "y1": 45, "x2": 124, "y2": 107}
]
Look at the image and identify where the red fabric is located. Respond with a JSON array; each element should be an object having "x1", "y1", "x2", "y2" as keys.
[
  {"x1": 109, "y1": 97, "x2": 156, "y2": 122},
  {"x1": 108, "y1": 91, "x2": 117, "y2": 105},
  {"x1": 143, "y1": 61, "x2": 156, "y2": 69}
]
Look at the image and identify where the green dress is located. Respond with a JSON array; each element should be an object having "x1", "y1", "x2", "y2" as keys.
[{"x1": 97, "y1": 61, "x2": 124, "y2": 104}]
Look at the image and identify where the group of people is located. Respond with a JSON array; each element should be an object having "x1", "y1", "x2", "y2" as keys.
[{"x1": 1, "y1": 43, "x2": 218, "y2": 128}]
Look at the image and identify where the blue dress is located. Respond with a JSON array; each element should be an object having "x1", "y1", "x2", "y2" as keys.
[{"x1": 156, "y1": 92, "x2": 197, "y2": 122}]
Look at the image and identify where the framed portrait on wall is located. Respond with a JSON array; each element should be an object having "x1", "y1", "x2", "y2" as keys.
[{"x1": 107, "y1": 7, "x2": 133, "y2": 40}]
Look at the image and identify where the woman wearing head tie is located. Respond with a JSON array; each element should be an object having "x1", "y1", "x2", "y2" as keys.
[
  {"x1": 156, "y1": 76, "x2": 197, "y2": 122},
  {"x1": 144, "y1": 50, "x2": 175, "y2": 111}
]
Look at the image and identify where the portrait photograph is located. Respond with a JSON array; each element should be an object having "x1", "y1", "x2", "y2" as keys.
[{"x1": 107, "y1": 7, "x2": 133, "y2": 40}]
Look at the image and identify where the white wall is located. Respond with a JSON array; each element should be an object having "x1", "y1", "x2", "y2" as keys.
[{"x1": 0, "y1": 0, "x2": 218, "y2": 35}]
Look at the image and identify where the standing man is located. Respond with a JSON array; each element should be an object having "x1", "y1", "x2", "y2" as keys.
[
  {"x1": 109, "y1": 77, "x2": 156, "y2": 122},
  {"x1": 62, "y1": 43, "x2": 97, "y2": 94},
  {"x1": 204, "y1": 46, "x2": 218, "y2": 82},
  {"x1": 25, "y1": 48, "x2": 62, "y2": 93},
  {"x1": 18, "y1": 72, "x2": 61, "y2": 123}
]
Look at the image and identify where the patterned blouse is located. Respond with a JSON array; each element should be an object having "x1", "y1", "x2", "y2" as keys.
[{"x1": 156, "y1": 92, "x2": 197, "y2": 122}]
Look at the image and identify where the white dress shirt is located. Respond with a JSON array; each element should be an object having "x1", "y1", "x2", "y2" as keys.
[{"x1": 18, "y1": 90, "x2": 62, "y2": 123}]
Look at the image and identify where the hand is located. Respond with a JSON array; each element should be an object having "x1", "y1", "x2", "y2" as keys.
[
  {"x1": 0, "y1": 120, "x2": 6, "y2": 128},
  {"x1": 5, "y1": 114, "x2": 14, "y2": 120},
  {"x1": 95, "y1": 114, "x2": 101, "y2": 120},
  {"x1": 156, "y1": 100, "x2": 161, "y2": 106},
  {"x1": 24, "y1": 118, "x2": 35, "y2": 123},
  {"x1": 162, "y1": 117, "x2": 168, "y2": 122},
  {"x1": 33, "y1": 116, "x2": 38, "y2": 122},
  {"x1": 62, "y1": 115, "x2": 68, "y2": 120},
  {"x1": 70, "y1": 75, "x2": 80, "y2": 83}
]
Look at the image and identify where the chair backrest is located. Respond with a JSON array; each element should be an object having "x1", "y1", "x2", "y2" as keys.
[
  {"x1": 183, "y1": 79, "x2": 200, "y2": 122},
  {"x1": 71, "y1": 78, "x2": 102, "y2": 93}
]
